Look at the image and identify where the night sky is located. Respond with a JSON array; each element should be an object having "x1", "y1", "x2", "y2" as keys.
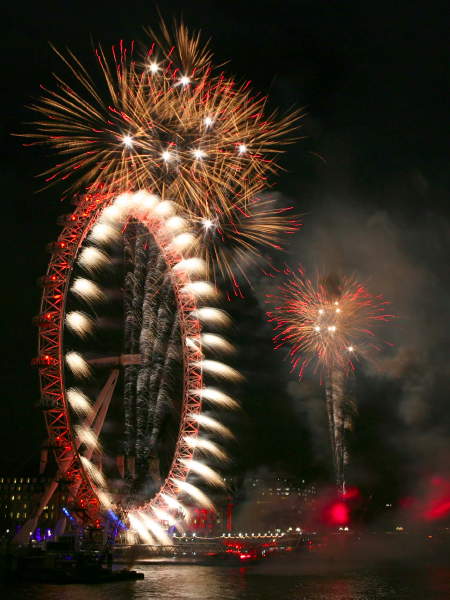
[{"x1": 1, "y1": 2, "x2": 448, "y2": 509}]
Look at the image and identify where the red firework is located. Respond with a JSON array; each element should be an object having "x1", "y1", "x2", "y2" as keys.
[{"x1": 266, "y1": 266, "x2": 394, "y2": 377}]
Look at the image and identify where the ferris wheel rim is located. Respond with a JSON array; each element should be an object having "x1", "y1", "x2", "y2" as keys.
[{"x1": 36, "y1": 190, "x2": 214, "y2": 524}]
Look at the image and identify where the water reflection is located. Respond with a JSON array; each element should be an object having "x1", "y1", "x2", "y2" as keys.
[{"x1": 1, "y1": 564, "x2": 449, "y2": 600}]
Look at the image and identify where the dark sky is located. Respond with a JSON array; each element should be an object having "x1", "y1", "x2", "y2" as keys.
[{"x1": 1, "y1": 1, "x2": 448, "y2": 505}]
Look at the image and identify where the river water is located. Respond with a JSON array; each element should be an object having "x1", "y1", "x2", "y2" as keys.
[{"x1": 1, "y1": 563, "x2": 449, "y2": 600}]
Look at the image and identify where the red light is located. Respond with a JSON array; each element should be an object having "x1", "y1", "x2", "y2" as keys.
[{"x1": 326, "y1": 501, "x2": 349, "y2": 525}]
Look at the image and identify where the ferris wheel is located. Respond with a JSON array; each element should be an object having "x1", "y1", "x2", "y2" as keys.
[{"x1": 31, "y1": 190, "x2": 238, "y2": 540}]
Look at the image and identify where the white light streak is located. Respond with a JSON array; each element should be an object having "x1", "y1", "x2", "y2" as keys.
[
  {"x1": 100, "y1": 204, "x2": 122, "y2": 223},
  {"x1": 171, "y1": 232, "x2": 196, "y2": 251},
  {"x1": 65, "y1": 352, "x2": 91, "y2": 377},
  {"x1": 66, "y1": 388, "x2": 92, "y2": 416},
  {"x1": 78, "y1": 246, "x2": 109, "y2": 271},
  {"x1": 198, "y1": 359, "x2": 241, "y2": 381},
  {"x1": 183, "y1": 436, "x2": 228, "y2": 461},
  {"x1": 122, "y1": 135, "x2": 133, "y2": 147},
  {"x1": 161, "y1": 150, "x2": 172, "y2": 161},
  {"x1": 133, "y1": 190, "x2": 159, "y2": 212},
  {"x1": 66, "y1": 311, "x2": 93, "y2": 337},
  {"x1": 148, "y1": 62, "x2": 159, "y2": 73},
  {"x1": 166, "y1": 216, "x2": 186, "y2": 232},
  {"x1": 96, "y1": 490, "x2": 112, "y2": 509},
  {"x1": 128, "y1": 513, "x2": 154, "y2": 544},
  {"x1": 114, "y1": 192, "x2": 133, "y2": 209},
  {"x1": 172, "y1": 479, "x2": 214, "y2": 510},
  {"x1": 71, "y1": 278, "x2": 104, "y2": 302},
  {"x1": 154, "y1": 200, "x2": 175, "y2": 216},
  {"x1": 190, "y1": 413, "x2": 234, "y2": 438},
  {"x1": 180, "y1": 459, "x2": 224, "y2": 487},
  {"x1": 201, "y1": 333, "x2": 234, "y2": 353},
  {"x1": 160, "y1": 493, "x2": 190, "y2": 518},
  {"x1": 181, "y1": 281, "x2": 217, "y2": 299},
  {"x1": 151, "y1": 506, "x2": 178, "y2": 527},
  {"x1": 173, "y1": 258, "x2": 206, "y2": 276},
  {"x1": 238, "y1": 143, "x2": 247, "y2": 154},
  {"x1": 139, "y1": 512, "x2": 171, "y2": 545},
  {"x1": 204, "y1": 116, "x2": 214, "y2": 127},
  {"x1": 191, "y1": 307, "x2": 230, "y2": 326},
  {"x1": 75, "y1": 425, "x2": 100, "y2": 450},
  {"x1": 190, "y1": 387, "x2": 239, "y2": 410},
  {"x1": 89, "y1": 223, "x2": 118, "y2": 244},
  {"x1": 80, "y1": 456, "x2": 106, "y2": 487}
]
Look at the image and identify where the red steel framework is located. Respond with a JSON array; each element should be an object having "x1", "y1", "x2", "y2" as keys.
[{"x1": 34, "y1": 192, "x2": 205, "y2": 525}]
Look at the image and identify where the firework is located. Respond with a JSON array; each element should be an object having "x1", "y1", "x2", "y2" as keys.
[
  {"x1": 266, "y1": 269, "x2": 394, "y2": 490},
  {"x1": 24, "y1": 22, "x2": 300, "y2": 279},
  {"x1": 266, "y1": 270, "x2": 394, "y2": 376}
]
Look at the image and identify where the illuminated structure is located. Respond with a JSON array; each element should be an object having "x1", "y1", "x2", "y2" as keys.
[
  {"x1": 23, "y1": 191, "x2": 236, "y2": 543},
  {"x1": 20, "y1": 23, "x2": 300, "y2": 544},
  {"x1": 0, "y1": 476, "x2": 64, "y2": 538}
]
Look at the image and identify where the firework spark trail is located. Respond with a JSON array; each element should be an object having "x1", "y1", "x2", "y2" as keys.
[
  {"x1": 135, "y1": 244, "x2": 161, "y2": 464},
  {"x1": 325, "y1": 368, "x2": 346, "y2": 489},
  {"x1": 129, "y1": 227, "x2": 151, "y2": 467},
  {"x1": 145, "y1": 275, "x2": 176, "y2": 453},
  {"x1": 122, "y1": 226, "x2": 137, "y2": 458},
  {"x1": 149, "y1": 314, "x2": 180, "y2": 449}
]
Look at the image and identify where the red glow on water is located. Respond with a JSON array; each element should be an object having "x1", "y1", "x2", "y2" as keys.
[
  {"x1": 423, "y1": 476, "x2": 450, "y2": 521},
  {"x1": 424, "y1": 500, "x2": 450, "y2": 520},
  {"x1": 399, "y1": 496, "x2": 415, "y2": 509},
  {"x1": 340, "y1": 487, "x2": 360, "y2": 500}
]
